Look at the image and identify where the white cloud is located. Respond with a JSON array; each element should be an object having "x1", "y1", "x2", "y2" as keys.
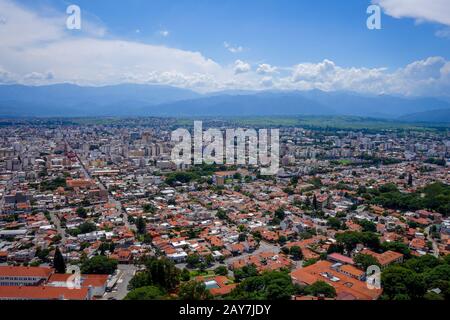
[
  {"x1": 373, "y1": 0, "x2": 450, "y2": 26},
  {"x1": 291, "y1": 59, "x2": 337, "y2": 82},
  {"x1": 260, "y1": 76, "x2": 274, "y2": 87},
  {"x1": 158, "y1": 30, "x2": 170, "y2": 37},
  {"x1": 436, "y1": 27, "x2": 450, "y2": 38},
  {"x1": 256, "y1": 64, "x2": 277, "y2": 75},
  {"x1": 224, "y1": 42, "x2": 244, "y2": 53},
  {"x1": 233, "y1": 60, "x2": 251, "y2": 74},
  {"x1": 0, "y1": 0, "x2": 449, "y2": 97},
  {"x1": 0, "y1": 66, "x2": 13, "y2": 83}
]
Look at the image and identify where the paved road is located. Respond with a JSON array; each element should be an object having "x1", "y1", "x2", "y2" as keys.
[
  {"x1": 424, "y1": 225, "x2": 439, "y2": 257},
  {"x1": 102, "y1": 264, "x2": 137, "y2": 300},
  {"x1": 49, "y1": 210, "x2": 67, "y2": 243}
]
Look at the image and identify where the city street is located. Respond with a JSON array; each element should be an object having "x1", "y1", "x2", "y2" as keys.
[{"x1": 102, "y1": 264, "x2": 137, "y2": 300}]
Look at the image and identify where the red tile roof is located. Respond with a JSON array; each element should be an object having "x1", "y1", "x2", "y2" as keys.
[
  {"x1": 0, "y1": 266, "x2": 53, "y2": 278},
  {"x1": 0, "y1": 286, "x2": 89, "y2": 300}
]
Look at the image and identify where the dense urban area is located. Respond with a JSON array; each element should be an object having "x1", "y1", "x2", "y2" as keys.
[{"x1": 0, "y1": 118, "x2": 449, "y2": 301}]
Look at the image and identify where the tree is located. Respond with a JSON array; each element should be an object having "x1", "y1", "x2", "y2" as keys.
[
  {"x1": 408, "y1": 173, "x2": 413, "y2": 187},
  {"x1": 81, "y1": 255, "x2": 118, "y2": 275},
  {"x1": 135, "y1": 217, "x2": 147, "y2": 235},
  {"x1": 238, "y1": 233, "x2": 247, "y2": 242},
  {"x1": 278, "y1": 236, "x2": 287, "y2": 246},
  {"x1": 381, "y1": 266, "x2": 426, "y2": 300},
  {"x1": 178, "y1": 281, "x2": 213, "y2": 300},
  {"x1": 215, "y1": 266, "x2": 228, "y2": 276},
  {"x1": 312, "y1": 194, "x2": 318, "y2": 211},
  {"x1": 216, "y1": 209, "x2": 228, "y2": 220},
  {"x1": 274, "y1": 208, "x2": 286, "y2": 221},
  {"x1": 304, "y1": 281, "x2": 337, "y2": 298},
  {"x1": 145, "y1": 257, "x2": 180, "y2": 291},
  {"x1": 234, "y1": 264, "x2": 259, "y2": 282},
  {"x1": 186, "y1": 254, "x2": 201, "y2": 269},
  {"x1": 358, "y1": 220, "x2": 377, "y2": 233},
  {"x1": 125, "y1": 286, "x2": 166, "y2": 300},
  {"x1": 290, "y1": 246, "x2": 303, "y2": 261},
  {"x1": 381, "y1": 241, "x2": 411, "y2": 258},
  {"x1": 78, "y1": 222, "x2": 97, "y2": 234},
  {"x1": 228, "y1": 271, "x2": 295, "y2": 300},
  {"x1": 128, "y1": 272, "x2": 151, "y2": 290},
  {"x1": 143, "y1": 204, "x2": 156, "y2": 214},
  {"x1": 353, "y1": 253, "x2": 380, "y2": 271},
  {"x1": 327, "y1": 217, "x2": 343, "y2": 230},
  {"x1": 76, "y1": 207, "x2": 87, "y2": 218},
  {"x1": 181, "y1": 268, "x2": 191, "y2": 281},
  {"x1": 53, "y1": 247, "x2": 66, "y2": 274}
]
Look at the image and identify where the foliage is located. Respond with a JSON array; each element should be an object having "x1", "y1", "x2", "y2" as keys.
[
  {"x1": 335, "y1": 231, "x2": 380, "y2": 252},
  {"x1": 228, "y1": 271, "x2": 295, "y2": 300},
  {"x1": 357, "y1": 219, "x2": 377, "y2": 232},
  {"x1": 353, "y1": 253, "x2": 380, "y2": 271},
  {"x1": 125, "y1": 286, "x2": 167, "y2": 300},
  {"x1": 372, "y1": 182, "x2": 450, "y2": 216},
  {"x1": 135, "y1": 217, "x2": 147, "y2": 235},
  {"x1": 40, "y1": 177, "x2": 66, "y2": 191},
  {"x1": 53, "y1": 247, "x2": 66, "y2": 274},
  {"x1": 304, "y1": 281, "x2": 337, "y2": 298},
  {"x1": 81, "y1": 255, "x2": 118, "y2": 275},
  {"x1": 290, "y1": 246, "x2": 303, "y2": 261},
  {"x1": 128, "y1": 257, "x2": 180, "y2": 292},
  {"x1": 233, "y1": 264, "x2": 259, "y2": 282},
  {"x1": 178, "y1": 281, "x2": 213, "y2": 300},
  {"x1": 381, "y1": 254, "x2": 450, "y2": 300},
  {"x1": 214, "y1": 266, "x2": 229, "y2": 276}
]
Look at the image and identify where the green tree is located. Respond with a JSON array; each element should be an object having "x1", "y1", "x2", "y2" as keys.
[
  {"x1": 76, "y1": 207, "x2": 87, "y2": 218},
  {"x1": 186, "y1": 254, "x2": 201, "y2": 269},
  {"x1": 289, "y1": 246, "x2": 303, "y2": 261},
  {"x1": 353, "y1": 253, "x2": 380, "y2": 271},
  {"x1": 128, "y1": 272, "x2": 151, "y2": 290},
  {"x1": 215, "y1": 266, "x2": 228, "y2": 276},
  {"x1": 228, "y1": 271, "x2": 294, "y2": 300},
  {"x1": 81, "y1": 255, "x2": 118, "y2": 275},
  {"x1": 234, "y1": 264, "x2": 259, "y2": 282},
  {"x1": 125, "y1": 286, "x2": 166, "y2": 300},
  {"x1": 312, "y1": 194, "x2": 318, "y2": 211},
  {"x1": 135, "y1": 217, "x2": 147, "y2": 235},
  {"x1": 358, "y1": 220, "x2": 377, "y2": 232},
  {"x1": 53, "y1": 247, "x2": 66, "y2": 274},
  {"x1": 145, "y1": 257, "x2": 180, "y2": 291},
  {"x1": 178, "y1": 281, "x2": 213, "y2": 300},
  {"x1": 327, "y1": 217, "x2": 343, "y2": 230},
  {"x1": 181, "y1": 268, "x2": 191, "y2": 281},
  {"x1": 304, "y1": 281, "x2": 337, "y2": 298}
]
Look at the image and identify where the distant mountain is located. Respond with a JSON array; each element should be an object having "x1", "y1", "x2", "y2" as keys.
[
  {"x1": 0, "y1": 84, "x2": 449, "y2": 119},
  {"x1": 146, "y1": 92, "x2": 334, "y2": 116},
  {"x1": 399, "y1": 108, "x2": 450, "y2": 123},
  {"x1": 150, "y1": 90, "x2": 450, "y2": 118},
  {"x1": 0, "y1": 84, "x2": 200, "y2": 117}
]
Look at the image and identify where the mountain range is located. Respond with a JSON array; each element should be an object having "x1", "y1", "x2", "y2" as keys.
[{"x1": 0, "y1": 84, "x2": 449, "y2": 122}]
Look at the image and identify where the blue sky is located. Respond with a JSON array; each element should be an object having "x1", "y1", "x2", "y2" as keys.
[
  {"x1": 1, "y1": 0, "x2": 450, "y2": 95},
  {"x1": 30, "y1": 0, "x2": 450, "y2": 69}
]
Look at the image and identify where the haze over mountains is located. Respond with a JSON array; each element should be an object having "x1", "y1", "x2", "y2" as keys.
[{"x1": 0, "y1": 84, "x2": 449, "y2": 122}]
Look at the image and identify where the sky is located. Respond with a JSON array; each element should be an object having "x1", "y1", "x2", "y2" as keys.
[{"x1": 1, "y1": 0, "x2": 450, "y2": 96}]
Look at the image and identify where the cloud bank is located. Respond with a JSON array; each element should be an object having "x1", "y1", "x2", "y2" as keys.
[{"x1": 0, "y1": 0, "x2": 449, "y2": 96}]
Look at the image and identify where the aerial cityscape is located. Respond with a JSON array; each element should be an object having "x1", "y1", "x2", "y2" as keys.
[{"x1": 0, "y1": 0, "x2": 449, "y2": 304}]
